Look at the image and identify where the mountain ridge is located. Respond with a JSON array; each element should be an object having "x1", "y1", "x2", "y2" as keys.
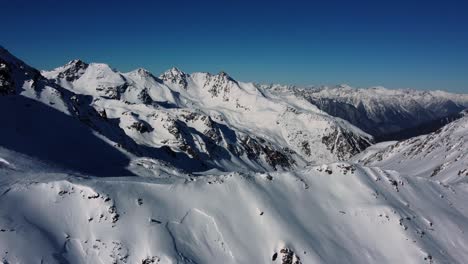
[{"x1": 3, "y1": 48, "x2": 373, "y2": 175}]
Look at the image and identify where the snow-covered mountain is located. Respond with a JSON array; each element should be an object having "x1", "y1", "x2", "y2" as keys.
[
  {"x1": 2, "y1": 45, "x2": 468, "y2": 264},
  {"x1": 2, "y1": 145, "x2": 468, "y2": 263},
  {"x1": 37, "y1": 52, "x2": 372, "y2": 173},
  {"x1": 271, "y1": 84, "x2": 468, "y2": 140},
  {"x1": 355, "y1": 110, "x2": 468, "y2": 185}
]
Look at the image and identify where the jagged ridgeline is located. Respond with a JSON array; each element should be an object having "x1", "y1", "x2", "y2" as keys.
[{"x1": 0, "y1": 45, "x2": 373, "y2": 174}]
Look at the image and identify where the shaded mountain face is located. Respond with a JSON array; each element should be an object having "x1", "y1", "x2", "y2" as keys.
[
  {"x1": 1, "y1": 46, "x2": 372, "y2": 175},
  {"x1": 0, "y1": 57, "x2": 15, "y2": 95},
  {"x1": 276, "y1": 85, "x2": 468, "y2": 141}
]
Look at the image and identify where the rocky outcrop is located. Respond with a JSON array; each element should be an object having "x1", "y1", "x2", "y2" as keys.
[
  {"x1": 322, "y1": 127, "x2": 372, "y2": 160},
  {"x1": 0, "y1": 58, "x2": 15, "y2": 95},
  {"x1": 204, "y1": 72, "x2": 236, "y2": 101},
  {"x1": 272, "y1": 248, "x2": 302, "y2": 264},
  {"x1": 57, "y1": 59, "x2": 89, "y2": 82},
  {"x1": 129, "y1": 121, "x2": 153, "y2": 133},
  {"x1": 240, "y1": 136, "x2": 294, "y2": 170},
  {"x1": 159, "y1": 67, "x2": 188, "y2": 89}
]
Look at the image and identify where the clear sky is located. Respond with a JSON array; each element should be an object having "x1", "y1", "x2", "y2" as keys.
[{"x1": 2, "y1": 0, "x2": 468, "y2": 93}]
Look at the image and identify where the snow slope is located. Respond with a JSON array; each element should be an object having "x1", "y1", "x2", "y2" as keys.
[
  {"x1": 1, "y1": 155, "x2": 468, "y2": 263},
  {"x1": 356, "y1": 111, "x2": 468, "y2": 185}
]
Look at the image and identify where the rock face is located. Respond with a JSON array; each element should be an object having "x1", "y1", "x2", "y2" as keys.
[
  {"x1": 321, "y1": 126, "x2": 371, "y2": 160},
  {"x1": 1, "y1": 46, "x2": 43, "y2": 95},
  {"x1": 159, "y1": 67, "x2": 188, "y2": 89},
  {"x1": 0, "y1": 58, "x2": 15, "y2": 95},
  {"x1": 56, "y1": 59, "x2": 89, "y2": 82},
  {"x1": 279, "y1": 248, "x2": 302, "y2": 264}
]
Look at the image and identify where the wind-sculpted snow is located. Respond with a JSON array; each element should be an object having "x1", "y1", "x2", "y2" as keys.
[{"x1": 1, "y1": 160, "x2": 468, "y2": 263}]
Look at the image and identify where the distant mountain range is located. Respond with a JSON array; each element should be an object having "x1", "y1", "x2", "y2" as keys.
[{"x1": 265, "y1": 84, "x2": 468, "y2": 141}]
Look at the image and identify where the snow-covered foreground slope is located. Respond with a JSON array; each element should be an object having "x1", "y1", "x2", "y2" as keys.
[
  {"x1": 356, "y1": 112, "x2": 468, "y2": 185},
  {"x1": 1, "y1": 154, "x2": 468, "y2": 263}
]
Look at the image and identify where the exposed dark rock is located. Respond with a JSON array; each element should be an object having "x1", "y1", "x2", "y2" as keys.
[
  {"x1": 98, "y1": 109, "x2": 108, "y2": 120},
  {"x1": 142, "y1": 256, "x2": 160, "y2": 264},
  {"x1": 96, "y1": 83, "x2": 128, "y2": 100},
  {"x1": 150, "y1": 219, "x2": 162, "y2": 224},
  {"x1": 88, "y1": 193, "x2": 100, "y2": 199},
  {"x1": 204, "y1": 72, "x2": 237, "y2": 101},
  {"x1": 160, "y1": 67, "x2": 188, "y2": 89},
  {"x1": 279, "y1": 248, "x2": 302, "y2": 264},
  {"x1": 0, "y1": 58, "x2": 15, "y2": 95},
  {"x1": 108, "y1": 205, "x2": 119, "y2": 223},
  {"x1": 240, "y1": 136, "x2": 294, "y2": 170},
  {"x1": 58, "y1": 60, "x2": 89, "y2": 82},
  {"x1": 129, "y1": 121, "x2": 153, "y2": 133},
  {"x1": 321, "y1": 128, "x2": 371, "y2": 160},
  {"x1": 301, "y1": 141, "x2": 311, "y2": 156},
  {"x1": 137, "y1": 88, "x2": 153, "y2": 105}
]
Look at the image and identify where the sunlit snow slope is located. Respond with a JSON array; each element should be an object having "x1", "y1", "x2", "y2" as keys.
[
  {"x1": 356, "y1": 111, "x2": 468, "y2": 185},
  {"x1": 1, "y1": 154, "x2": 468, "y2": 263}
]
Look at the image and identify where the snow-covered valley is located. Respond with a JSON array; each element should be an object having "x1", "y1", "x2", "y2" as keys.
[{"x1": 1, "y1": 45, "x2": 468, "y2": 263}]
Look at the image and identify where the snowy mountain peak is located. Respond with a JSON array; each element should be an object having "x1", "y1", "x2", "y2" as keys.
[
  {"x1": 128, "y1": 67, "x2": 156, "y2": 78},
  {"x1": 66, "y1": 59, "x2": 86, "y2": 66},
  {"x1": 335, "y1": 84, "x2": 353, "y2": 90},
  {"x1": 41, "y1": 59, "x2": 89, "y2": 83},
  {"x1": 160, "y1": 67, "x2": 189, "y2": 89},
  {"x1": 216, "y1": 71, "x2": 237, "y2": 83},
  {"x1": 135, "y1": 67, "x2": 151, "y2": 75},
  {"x1": 160, "y1": 67, "x2": 186, "y2": 77}
]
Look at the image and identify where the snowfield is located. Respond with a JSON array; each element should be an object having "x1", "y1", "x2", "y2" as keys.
[
  {"x1": 2, "y1": 158, "x2": 468, "y2": 263},
  {"x1": 1, "y1": 45, "x2": 468, "y2": 263}
]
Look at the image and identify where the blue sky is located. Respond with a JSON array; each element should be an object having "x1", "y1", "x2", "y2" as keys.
[{"x1": 2, "y1": 0, "x2": 468, "y2": 92}]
